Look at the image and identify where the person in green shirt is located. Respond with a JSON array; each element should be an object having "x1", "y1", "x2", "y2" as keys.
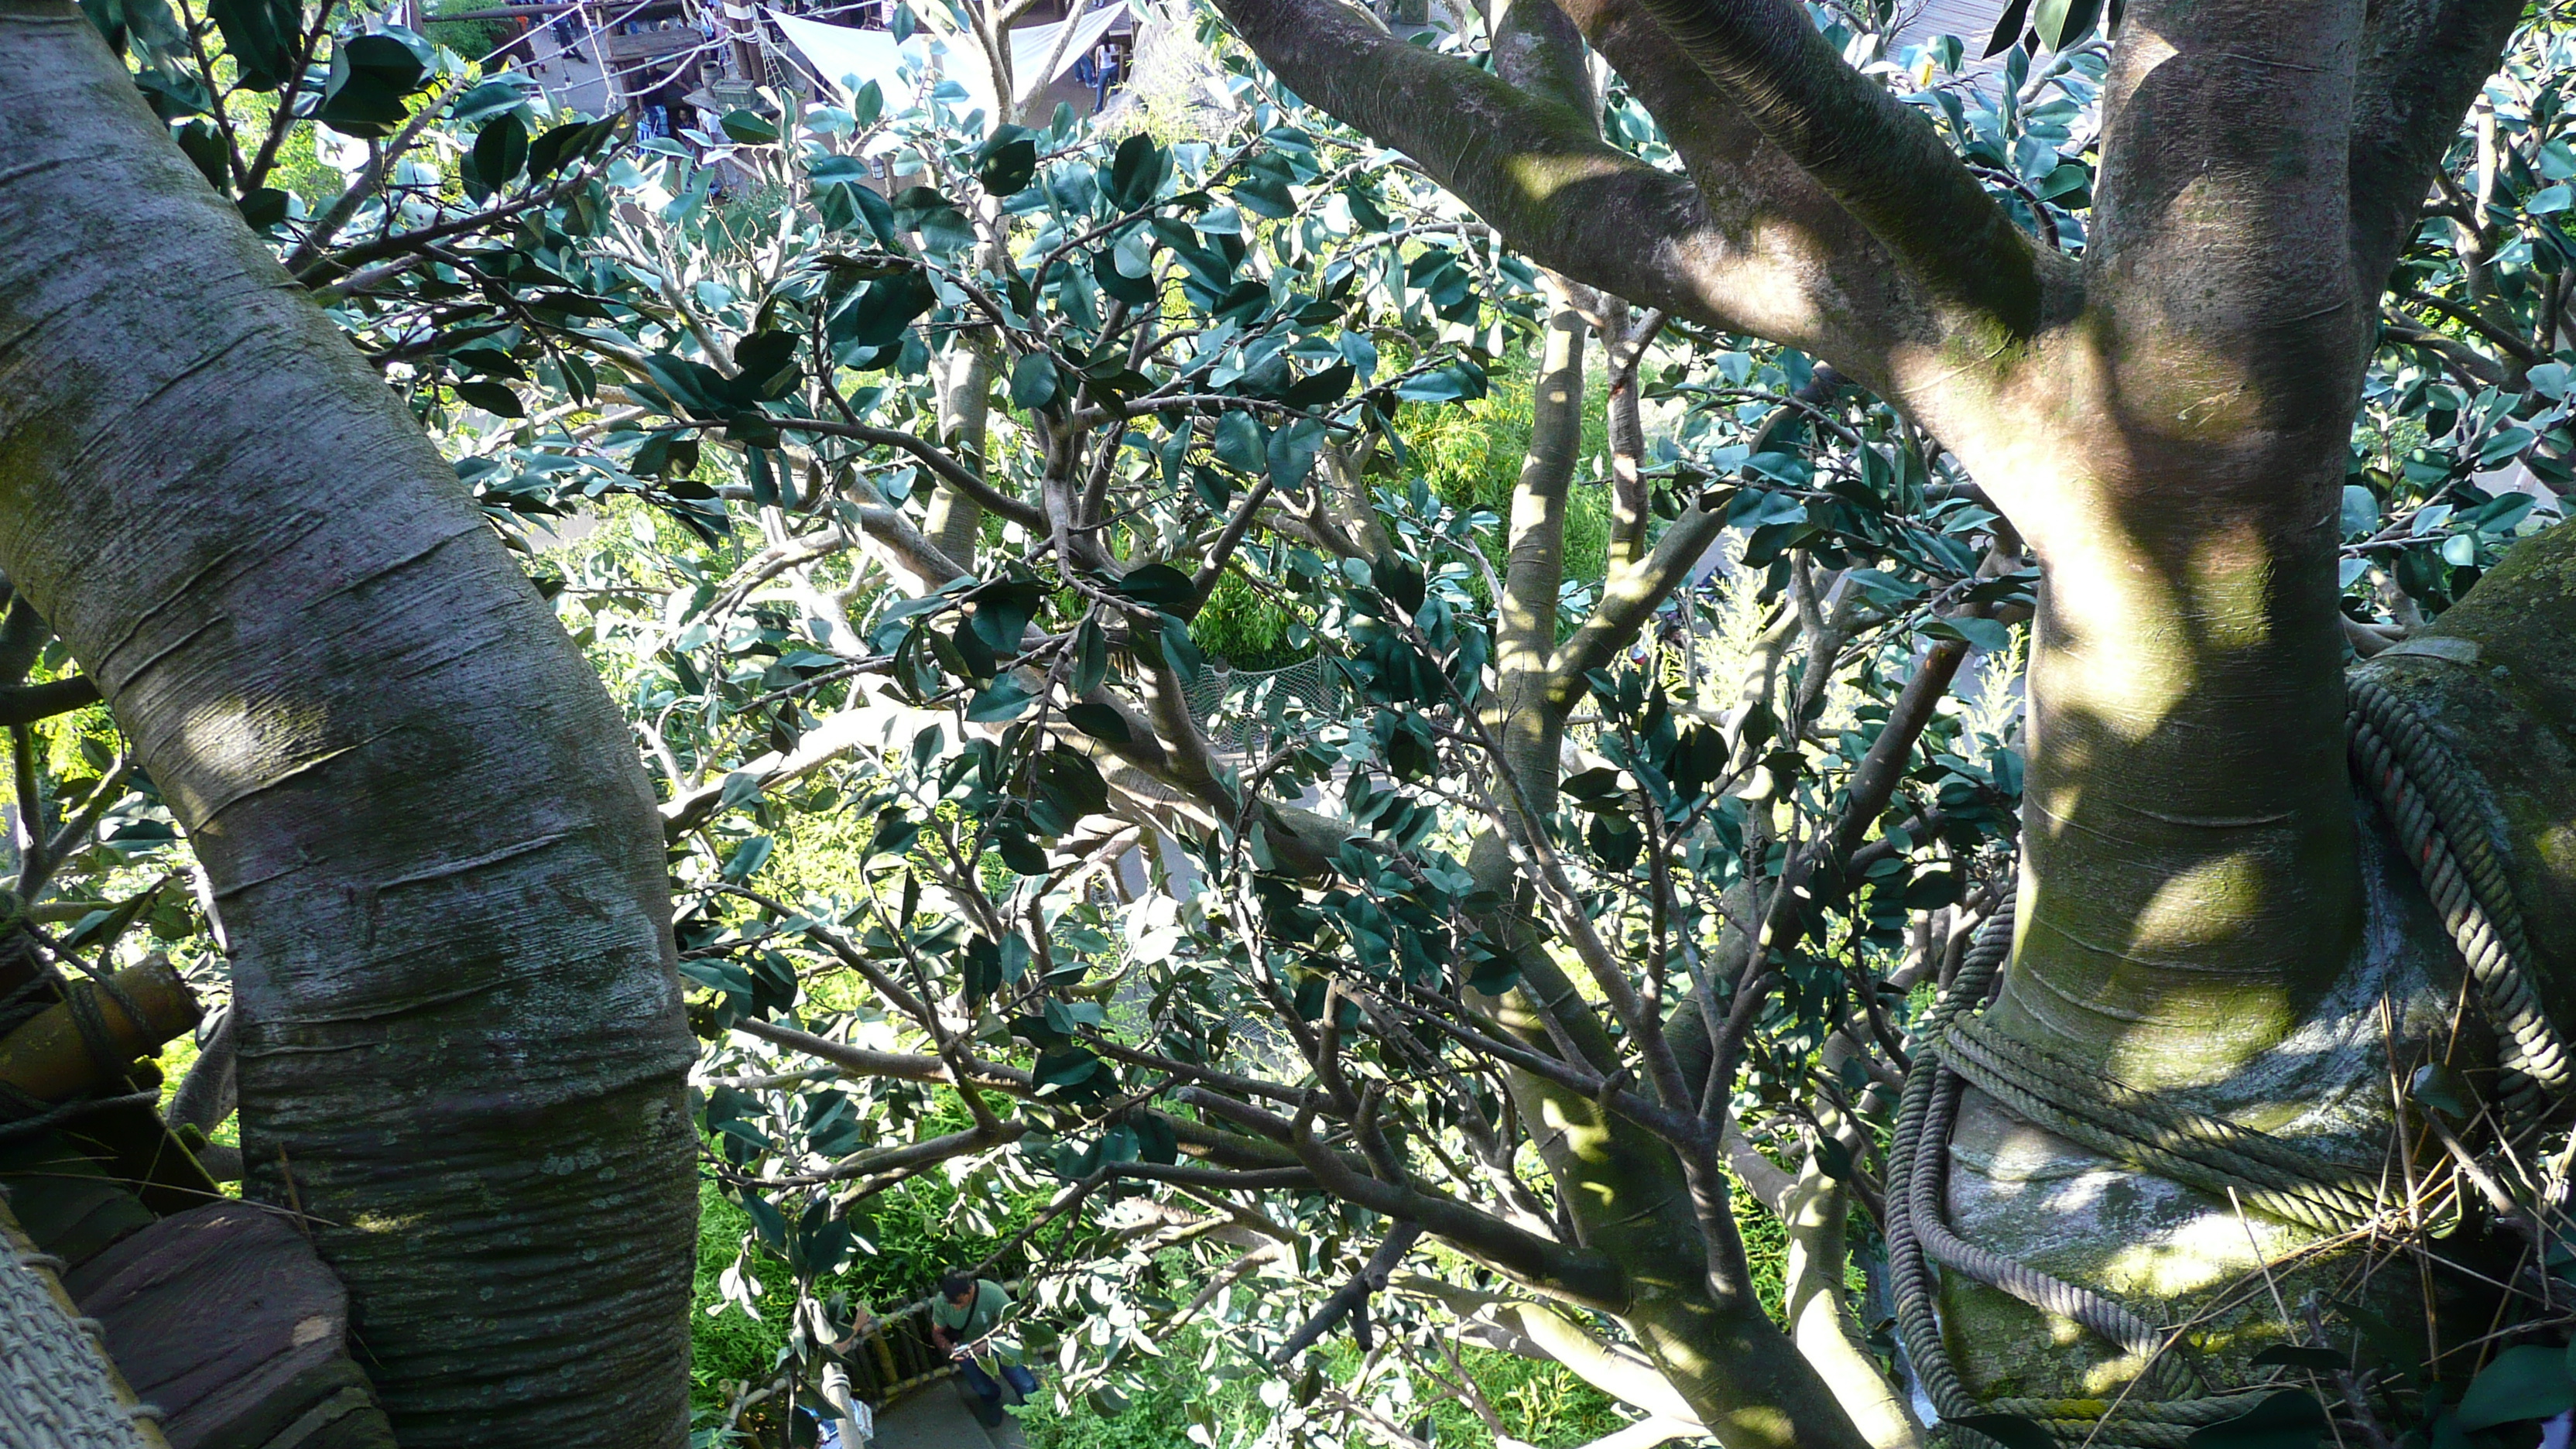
[{"x1": 930, "y1": 1269, "x2": 1037, "y2": 1423}]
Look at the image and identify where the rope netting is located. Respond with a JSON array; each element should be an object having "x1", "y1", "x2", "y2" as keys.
[
  {"x1": 1886, "y1": 676, "x2": 2572, "y2": 1446},
  {"x1": 1178, "y1": 656, "x2": 1351, "y2": 755}
]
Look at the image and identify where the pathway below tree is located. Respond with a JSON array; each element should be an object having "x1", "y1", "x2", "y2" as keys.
[{"x1": 867, "y1": 1379, "x2": 1030, "y2": 1449}]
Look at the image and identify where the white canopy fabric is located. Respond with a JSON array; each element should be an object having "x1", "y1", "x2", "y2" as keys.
[{"x1": 770, "y1": 2, "x2": 1126, "y2": 122}]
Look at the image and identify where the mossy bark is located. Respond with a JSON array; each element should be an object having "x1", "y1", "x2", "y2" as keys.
[
  {"x1": 1938, "y1": 521, "x2": 2576, "y2": 1399},
  {"x1": 0, "y1": 9, "x2": 697, "y2": 1443}
]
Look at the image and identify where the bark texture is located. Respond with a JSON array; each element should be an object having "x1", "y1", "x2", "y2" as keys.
[{"x1": 0, "y1": 8, "x2": 697, "y2": 1444}]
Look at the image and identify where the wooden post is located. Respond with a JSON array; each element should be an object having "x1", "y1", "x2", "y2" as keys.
[{"x1": 0, "y1": 956, "x2": 200, "y2": 1104}]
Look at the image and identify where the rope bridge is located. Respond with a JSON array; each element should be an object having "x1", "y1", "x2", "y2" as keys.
[
  {"x1": 1107, "y1": 656, "x2": 1351, "y2": 812},
  {"x1": 1886, "y1": 677, "x2": 2571, "y2": 1447},
  {"x1": 1178, "y1": 656, "x2": 1351, "y2": 755}
]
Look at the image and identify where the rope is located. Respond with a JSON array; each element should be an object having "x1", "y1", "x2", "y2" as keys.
[
  {"x1": 1180, "y1": 656, "x2": 1350, "y2": 753},
  {"x1": 2347, "y1": 677, "x2": 2571, "y2": 1131},
  {"x1": 1887, "y1": 671, "x2": 2571, "y2": 1444},
  {"x1": 1939, "y1": 1018, "x2": 2382, "y2": 1235}
]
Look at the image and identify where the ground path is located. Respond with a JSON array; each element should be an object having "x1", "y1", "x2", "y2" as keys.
[{"x1": 865, "y1": 1379, "x2": 1030, "y2": 1449}]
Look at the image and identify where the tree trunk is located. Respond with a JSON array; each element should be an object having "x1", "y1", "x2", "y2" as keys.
[
  {"x1": 920, "y1": 340, "x2": 994, "y2": 575},
  {"x1": 1450, "y1": 276, "x2": 1880, "y2": 1449},
  {"x1": 0, "y1": 9, "x2": 698, "y2": 1444}
]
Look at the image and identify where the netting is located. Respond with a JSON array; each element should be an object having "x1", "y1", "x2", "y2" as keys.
[
  {"x1": 1180, "y1": 656, "x2": 1351, "y2": 755},
  {"x1": 0, "y1": 1201, "x2": 159, "y2": 1449}
]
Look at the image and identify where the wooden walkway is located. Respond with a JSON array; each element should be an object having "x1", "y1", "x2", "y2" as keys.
[{"x1": 0, "y1": 1136, "x2": 395, "y2": 1449}]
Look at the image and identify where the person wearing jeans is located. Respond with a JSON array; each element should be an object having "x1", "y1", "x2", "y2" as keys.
[{"x1": 928, "y1": 1270, "x2": 1037, "y2": 1425}]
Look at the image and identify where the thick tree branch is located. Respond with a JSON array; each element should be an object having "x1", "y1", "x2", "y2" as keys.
[
  {"x1": 0, "y1": 674, "x2": 98, "y2": 725},
  {"x1": 1271, "y1": 1221, "x2": 1425, "y2": 1363},
  {"x1": 1289, "y1": 1103, "x2": 1628, "y2": 1309},
  {"x1": 2348, "y1": 0, "x2": 2525, "y2": 289},
  {"x1": 1211, "y1": 0, "x2": 1889, "y2": 365},
  {"x1": 1608, "y1": 0, "x2": 2044, "y2": 336}
]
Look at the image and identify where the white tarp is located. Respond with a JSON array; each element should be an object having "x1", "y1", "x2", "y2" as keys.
[{"x1": 770, "y1": 2, "x2": 1125, "y2": 122}]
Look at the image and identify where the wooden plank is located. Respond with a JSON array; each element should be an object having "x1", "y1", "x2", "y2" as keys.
[
  {"x1": 605, "y1": 26, "x2": 698, "y2": 60},
  {"x1": 0, "y1": 1136, "x2": 156, "y2": 1268},
  {"x1": 67, "y1": 1201, "x2": 377, "y2": 1449}
]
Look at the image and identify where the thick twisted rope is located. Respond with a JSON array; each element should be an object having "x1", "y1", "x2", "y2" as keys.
[
  {"x1": 1888, "y1": 672, "x2": 2567, "y2": 1444},
  {"x1": 2348, "y1": 677, "x2": 2571, "y2": 1131},
  {"x1": 1938, "y1": 1018, "x2": 2382, "y2": 1235}
]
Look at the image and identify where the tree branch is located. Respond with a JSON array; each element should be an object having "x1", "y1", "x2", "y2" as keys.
[
  {"x1": 0, "y1": 675, "x2": 98, "y2": 725},
  {"x1": 1592, "y1": 0, "x2": 2046, "y2": 334},
  {"x1": 1289, "y1": 1102, "x2": 1628, "y2": 1309},
  {"x1": 1211, "y1": 0, "x2": 1888, "y2": 363},
  {"x1": 1271, "y1": 1220, "x2": 1425, "y2": 1363},
  {"x1": 2348, "y1": 0, "x2": 2525, "y2": 289}
]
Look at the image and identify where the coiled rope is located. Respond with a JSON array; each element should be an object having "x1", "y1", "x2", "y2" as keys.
[{"x1": 1886, "y1": 673, "x2": 2569, "y2": 1446}]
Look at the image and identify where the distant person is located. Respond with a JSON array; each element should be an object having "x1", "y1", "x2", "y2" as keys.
[
  {"x1": 928, "y1": 1269, "x2": 1036, "y2": 1426},
  {"x1": 815, "y1": 1301, "x2": 879, "y2": 1447}
]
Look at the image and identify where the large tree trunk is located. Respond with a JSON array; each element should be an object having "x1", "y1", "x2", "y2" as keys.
[
  {"x1": 1916, "y1": 3, "x2": 2533, "y2": 1394},
  {"x1": 0, "y1": 9, "x2": 698, "y2": 1444}
]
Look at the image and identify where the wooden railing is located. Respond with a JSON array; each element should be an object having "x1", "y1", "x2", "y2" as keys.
[
  {"x1": 834, "y1": 1278, "x2": 1030, "y2": 1409},
  {"x1": 838, "y1": 1296, "x2": 954, "y2": 1408}
]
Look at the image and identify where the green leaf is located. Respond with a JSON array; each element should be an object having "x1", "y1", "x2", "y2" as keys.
[
  {"x1": 977, "y1": 125, "x2": 1040, "y2": 196},
  {"x1": 721, "y1": 834, "x2": 773, "y2": 882},
  {"x1": 2530, "y1": 184, "x2": 2573, "y2": 216},
  {"x1": 2032, "y1": 0, "x2": 2102, "y2": 50},
  {"x1": 1232, "y1": 173, "x2": 1294, "y2": 218},
  {"x1": 916, "y1": 204, "x2": 976, "y2": 254},
  {"x1": 1982, "y1": 0, "x2": 2034, "y2": 56},
  {"x1": 1072, "y1": 617, "x2": 1108, "y2": 695},
  {"x1": 471, "y1": 113, "x2": 529, "y2": 197},
  {"x1": 1030, "y1": 745, "x2": 1112, "y2": 820},
  {"x1": 1065, "y1": 702, "x2": 1132, "y2": 743},
  {"x1": 1282, "y1": 362, "x2": 1355, "y2": 408},
  {"x1": 1111, "y1": 564, "x2": 1197, "y2": 609},
  {"x1": 451, "y1": 79, "x2": 531, "y2": 124},
  {"x1": 317, "y1": 33, "x2": 430, "y2": 138},
  {"x1": 1213, "y1": 412, "x2": 1266, "y2": 473},
  {"x1": 1158, "y1": 613, "x2": 1203, "y2": 686},
  {"x1": 1925, "y1": 615, "x2": 2012, "y2": 654},
  {"x1": 721, "y1": 109, "x2": 781, "y2": 145},
  {"x1": 235, "y1": 187, "x2": 289, "y2": 231},
  {"x1": 1010, "y1": 351, "x2": 1062, "y2": 410},
  {"x1": 2458, "y1": 1345, "x2": 2576, "y2": 1429},
  {"x1": 970, "y1": 581, "x2": 1043, "y2": 652},
  {"x1": 453, "y1": 379, "x2": 526, "y2": 418},
  {"x1": 1266, "y1": 417, "x2": 1325, "y2": 491},
  {"x1": 834, "y1": 272, "x2": 937, "y2": 351},
  {"x1": 2410, "y1": 1062, "x2": 2472, "y2": 1119},
  {"x1": 1133, "y1": 1113, "x2": 1177, "y2": 1166},
  {"x1": 1811, "y1": 1134, "x2": 1855, "y2": 1181},
  {"x1": 967, "y1": 677, "x2": 1036, "y2": 721},
  {"x1": 2184, "y1": 1391, "x2": 2326, "y2": 1449},
  {"x1": 2341, "y1": 484, "x2": 2379, "y2": 538},
  {"x1": 1033, "y1": 1044, "x2": 1104, "y2": 1090},
  {"x1": 1105, "y1": 133, "x2": 1166, "y2": 211},
  {"x1": 1393, "y1": 360, "x2": 1486, "y2": 403},
  {"x1": 526, "y1": 118, "x2": 614, "y2": 180},
  {"x1": 207, "y1": 0, "x2": 298, "y2": 89}
]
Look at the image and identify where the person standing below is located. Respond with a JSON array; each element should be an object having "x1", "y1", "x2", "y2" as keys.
[{"x1": 928, "y1": 1269, "x2": 1037, "y2": 1427}]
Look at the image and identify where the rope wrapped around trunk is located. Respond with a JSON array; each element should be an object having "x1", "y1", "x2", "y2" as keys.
[{"x1": 1886, "y1": 677, "x2": 2571, "y2": 1446}]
